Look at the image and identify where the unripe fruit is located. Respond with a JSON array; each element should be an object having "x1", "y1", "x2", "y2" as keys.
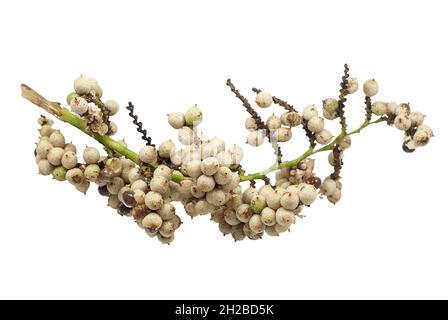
[
  {"x1": 328, "y1": 188, "x2": 342, "y2": 204},
  {"x1": 245, "y1": 117, "x2": 257, "y2": 131},
  {"x1": 158, "y1": 203, "x2": 176, "y2": 221},
  {"x1": 211, "y1": 208, "x2": 225, "y2": 223},
  {"x1": 105, "y1": 157, "x2": 122, "y2": 175},
  {"x1": 74, "y1": 75, "x2": 99, "y2": 95},
  {"x1": 66, "y1": 168, "x2": 84, "y2": 185},
  {"x1": 154, "y1": 165, "x2": 172, "y2": 179},
  {"x1": 410, "y1": 111, "x2": 425, "y2": 127},
  {"x1": 218, "y1": 220, "x2": 232, "y2": 235},
  {"x1": 167, "y1": 112, "x2": 185, "y2": 129},
  {"x1": 303, "y1": 105, "x2": 318, "y2": 121},
  {"x1": 145, "y1": 191, "x2": 164, "y2": 210},
  {"x1": 248, "y1": 214, "x2": 265, "y2": 233},
  {"x1": 206, "y1": 189, "x2": 228, "y2": 206},
  {"x1": 52, "y1": 166, "x2": 67, "y2": 181},
  {"x1": 307, "y1": 116, "x2": 325, "y2": 133},
  {"x1": 214, "y1": 166, "x2": 232, "y2": 185},
  {"x1": 247, "y1": 130, "x2": 265, "y2": 146},
  {"x1": 149, "y1": 175, "x2": 169, "y2": 194},
  {"x1": 372, "y1": 101, "x2": 387, "y2": 116},
  {"x1": 158, "y1": 140, "x2": 175, "y2": 159},
  {"x1": 36, "y1": 140, "x2": 53, "y2": 158},
  {"x1": 413, "y1": 129, "x2": 431, "y2": 146},
  {"x1": 236, "y1": 204, "x2": 252, "y2": 223},
  {"x1": 70, "y1": 96, "x2": 89, "y2": 115},
  {"x1": 131, "y1": 179, "x2": 149, "y2": 193},
  {"x1": 107, "y1": 122, "x2": 118, "y2": 136},
  {"x1": 224, "y1": 208, "x2": 240, "y2": 226},
  {"x1": 260, "y1": 207, "x2": 276, "y2": 226},
  {"x1": 339, "y1": 135, "x2": 352, "y2": 151},
  {"x1": 267, "y1": 114, "x2": 281, "y2": 130},
  {"x1": 394, "y1": 114, "x2": 412, "y2": 131},
  {"x1": 320, "y1": 178, "x2": 337, "y2": 196},
  {"x1": 64, "y1": 143, "x2": 77, "y2": 153},
  {"x1": 104, "y1": 100, "x2": 119, "y2": 116},
  {"x1": 231, "y1": 224, "x2": 246, "y2": 242},
  {"x1": 47, "y1": 147, "x2": 65, "y2": 166},
  {"x1": 127, "y1": 167, "x2": 142, "y2": 184},
  {"x1": 39, "y1": 124, "x2": 54, "y2": 137},
  {"x1": 363, "y1": 79, "x2": 379, "y2": 97},
  {"x1": 274, "y1": 127, "x2": 292, "y2": 142},
  {"x1": 75, "y1": 181, "x2": 90, "y2": 194},
  {"x1": 61, "y1": 151, "x2": 77, "y2": 169},
  {"x1": 315, "y1": 129, "x2": 333, "y2": 145},
  {"x1": 133, "y1": 189, "x2": 146, "y2": 205},
  {"x1": 276, "y1": 207, "x2": 296, "y2": 227},
  {"x1": 142, "y1": 213, "x2": 163, "y2": 231},
  {"x1": 228, "y1": 144, "x2": 244, "y2": 165},
  {"x1": 159, "y1": 220, "x2": 176, "y2": 238},
  {"x1": 298, "y1": 183, "x2": 318, "y2": 205},
  {"x1": 181, "y1": 159, "x2": 202, "y2": 178},
  {"x1": 216, "y1": 151, "x2": 232, "y2": 167},
  {"x1": 107, "y1": 195, "x2": 120, "y2": 209},
  {"x1": 387, "y1": 102, "x2": 398, "y2": 115},
  {"x1": 194, "y1": 200, "x2": 214, "y2": 215},
  {"x1": 157, "y1": 233, "x2": 175, "y2": 245},
  {"x1": 37, "y1": 159, "x2": 54, "y2": 175},
  {"x1": 250, "y1": 195, "x2": 267, "y2": 214},
  {"x1": 185, "y1": 105, "x2": 203, "y2": 126},
  {"x1": 280, "y1": 191, "x2": 300, "y2": 210},
  {"x1": 138, "y1": 146, "x2": 157, "y2": 164},
  {"x1": 66, "y1": 92, "x2": 78, "y2": 105},
  {"x1": 323, "y1": 109, "x2": 338, "y2": 120},
  {"x1": 396, "y1": 103, "x2": 411, "y2": 116},
  {"x1": 346, "y1": 77, "x2": 359, "y2": 94},
  {"x1": 266, "y1": 189, "x2": 284, "y2": 210},
  {"x1": 178, "y1": 126, "x2": 194, "y2": 145},
  {"x1": 227, "y1": 193, "x2": 243, "y2": 210},
  {"x1": 242, "y1": 187, "x2": 258, "y2": 204},
  {"x1": 328, "y1": 150, "x2": 344, "y2": 166},
  {"x1": 49, "y1": 131, "x2": 65, "y2": 148},
  {"x1": 255, "y1": 91, "x2": 273, "y2": 108},
  {"x1": 201, "y1": 157, "x2": 220, "y2": 176},
  {"x1": 83, "y1": 147, "x2": 100, "y2": 164},
  {"x1": 323, "y1": 98, "x2": 339, "y2": 113},
  {"x1": 265, "y1": 225, "x2": 279, "y2": 237},
  {"x1": 196, "y1": 174, "x2": 216, "y2": 192},
  {"x1": 281, "y1": 111, "x2": 301, "y2": 127}
]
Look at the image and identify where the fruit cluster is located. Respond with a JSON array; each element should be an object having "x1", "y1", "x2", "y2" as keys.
[{"x1": 24, "y1": 65, "x2": 433, "y2": 244}]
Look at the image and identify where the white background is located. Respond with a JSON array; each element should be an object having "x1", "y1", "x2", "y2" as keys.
[{"x1": 0, "y1": 0, "x2": 447, "y2": 300}]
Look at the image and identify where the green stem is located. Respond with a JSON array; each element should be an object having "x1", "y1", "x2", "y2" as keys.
[
  {"x1": 240, "y1": 117, "x2": 387, "y2": 181},
  {"x1": 21, "y1": 84, "x2": 187, "y2": 182}
]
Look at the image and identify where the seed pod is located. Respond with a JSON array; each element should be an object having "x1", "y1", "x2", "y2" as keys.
[
  {"x1": 154, "y1": 165, "x2": 172, "y2": 179},
  {"x1": 247, "y1": 130, "x2": 265, "y2": 147},
  {"x1": 150, "y1": 175, "x2": 169, "y2": 194},
  {"x1": 363, "y1": 79, "x2": 379, "y2": 97},
  {"x1": 276, "y1": 207, "x2": 296, "y2": 227},
  {"x1": 315, "y1": 129, "x2": 333, "y2": 145},
  {"x1": 236, "y1": 204, "x2": 253, "y2": 223},
  {"x1": 158, "y1": 140, "x2": 175, "y2": 159},
  {"x1": 201, "y1": 157, "x2": 220, "y2": 176},
  {"x1": 178, "y1": 126, "x2": 194, "y2": 145},
  {"x1": 267, "y1": 114, "x2": 282, "y2": 130},
  {"x1": 37, "y1": 159, "x2": 54, "y2": 175},
  {"x1": 49, "y1": 131, "x2": 65, "y2": 148},
  {"x1": 250, "y1": 195, "x2": 267, "y2": 214},
  {"x1": 107, "y1": 177, "x2": 125, "y2": 195},
  {"x1": 255, "y1": 91, "x2": 273, "y2": 108},
  {"x1": 142, "y1": 213, "x2": 163, "y2": 231},
  {"x1": 260, "y1": 207, "x2": 276, "y2": 226},
  {"x1": 84, "y1": 164, "x2": 100, "y2": 181},
  {"x1": 280, "y1": 191, "x2": 300, "y2": 210},
  {"x1": 47, "y1": 147, "x2": 65, "y2": 166},
  {"x1": 36, "y1": 140, "x2": 53, "y2": 158},
  {"x1": 298, "y1": 183, "x2": 318, "y2": 205},
  {"x1": 214, "y1": 166, "x2": 232, "y2": 185},
  {"x1": 281, "y1": 111, "x2": 301, "y2": 127},
  {"x1": 206, "y1": 189, "x2": 228, "y2": 206},
  {"x1": 83, "y1": 147, "x2": 100, "y2": 164},
  {"x1": 307, "y1": 116, "x2": 325, "y2": 133},
  {"x1": 394, "y1": 114, "x2": 412, "y2": 131},
  {"x1": 167, "y1": 112, "x2": 185, "y2": 129},
  {"x1": 185, "y1": 105, "x2": 203, "y2": 126},
  {"x1": 138, "y1": 146, "x2": 157, "y2": 164},
  {"x1": 52, "y1": 166, "x2": 67, "y2": 181},
  {"x1": 66, "y1": 168, "x2": 84, "y2": 185},
  {"x1": 104, "y1": 100, "x2": 119, "y2": 116},
  {"x1": 303, "y1": 105, "x2": 318, "y2": 121},
  {"x1": 346, "y1": 77, "x2": 359, "y2": 94},
  {"x1": 323, "y1": 98, "x2": 339, "y2": 113},
  {"x1": 249, "y1": 214, "x2": 265, "y2": 233},
  {"x1": 372, "y1": 101, "x2": 387, "y2": 116},
  {"x1": 320, "y1": 178, "x2": 337, "y2": 196},
  {"x1": 245, "y1": 117, "x2": 258, "y2": 131}
]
